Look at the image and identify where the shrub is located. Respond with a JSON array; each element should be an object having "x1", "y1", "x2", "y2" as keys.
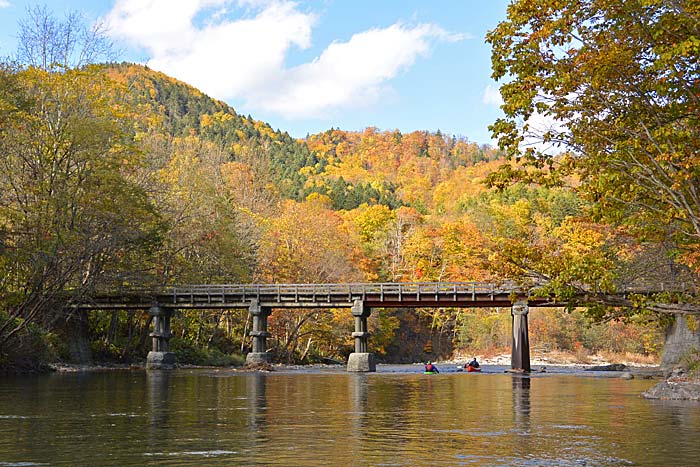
[
  {"x1": 0, "y1": 313, "x2": 55, "y2": 374},
  {"x1": 171, "y1": 340, "x2": 244, "y2": 367},
  {"x1": 682, "y1": 348, "x2": 700, "y2": 378}
]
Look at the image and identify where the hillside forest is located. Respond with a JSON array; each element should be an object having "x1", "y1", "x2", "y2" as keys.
[{"x1": 1, "y1": 3, "x2": 699, "y2": 372}]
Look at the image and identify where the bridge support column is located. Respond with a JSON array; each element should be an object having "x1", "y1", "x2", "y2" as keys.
[
  {"x1": 511, "y1": 301, "x2": 531, "y2": 372},
  {"x1": 347, "y1": 300, "x2": 376, "y2": 372},
  {"x1": 246, "y1": 300, "x2": 272, "y2": 365},
  {"x1": 146, "y1": 305, "x2": 176, "y2": 370}
]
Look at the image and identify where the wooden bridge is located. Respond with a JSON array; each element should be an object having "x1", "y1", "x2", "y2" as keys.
[
  {"x1": 83, "y1": 282, "x2": 550, "y2": 310},
  {"x1": 76, "y1": 281, "x2": 604, "y2": 373}
]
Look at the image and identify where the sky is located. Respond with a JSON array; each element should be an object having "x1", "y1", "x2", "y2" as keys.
[{"x1": 0, "y1": 0, "x2": 510, "y2": 144}]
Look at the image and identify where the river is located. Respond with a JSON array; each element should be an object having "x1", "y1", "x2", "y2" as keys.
[{"x1": 1, "y1": 365, "x2": 699, "y2": 466}]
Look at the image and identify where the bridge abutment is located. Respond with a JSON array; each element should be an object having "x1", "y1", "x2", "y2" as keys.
[
  {"x1": 348, "y1": 300, "x2": 376, "y2": 372},
  {"x1": 146, "y1": 305, "x2": 176, "y2": 370},
  {"x1": 246, "y1": 300, "x2": 273, "y2": 365},
  {"x1": 511, "y1": 301, "x2": 531, "y2": 372}
]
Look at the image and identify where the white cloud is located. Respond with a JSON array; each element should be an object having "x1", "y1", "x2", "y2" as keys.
[
  {"x1": 521, "y1": 110, "x2": 570, "y2": 155},
  {"x1": 482, "y1": 84, "x2": 503, "y2": 106},
  {"x1": 104, "y1": 0, "x2": 231, "y2": 56},
  {"x1": 0, "y1": 1, "x2": 11, "y2": 8},
  {"x1": 103, "y1": 0, "x2": 463, "y2": 119},
  {"x1": 483, "y1": 85, "x2": 568, "y2": 154},
  {"x1": 256, "y1": 23, "x2": 462, "y2": 117}
]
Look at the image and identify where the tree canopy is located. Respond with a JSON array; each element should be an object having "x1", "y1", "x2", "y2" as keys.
[
  {"x1": 486, "y1": 0, "x2": 700, "y2": 311},
  {"x1": 2, "y1": 5, "x2": 685, "y2": 371}
]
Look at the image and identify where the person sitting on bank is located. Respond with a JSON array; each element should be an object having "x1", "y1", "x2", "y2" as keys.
[
  {"x1": 466, "y1": 357, "x2": 480, "y2": 369},
  {"x1": 425, "y1": 361, "x2": 439, "y2": 373}
]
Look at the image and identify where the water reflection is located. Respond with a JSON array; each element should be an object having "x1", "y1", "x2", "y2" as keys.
[
  {"x1": 246, "y1": 372, "x2": 268, "y2": 434},
  {"x1": 146, "y1": 369, "x2": 172, "y2": 460},
  {"x1": 146, "y1": 369, "x2": 171, "y2": 428},
  {"x1": 511, "y1": 375, "x2": 531, "y2": 431},
  {"x1": 350, "y1": 373, "x2": 368, "y2": 411},
  {"x1": 349, "y1": 374, "x2": 368, "y2": 433},
  {"x1": 1, "y1": 370, "x2": 700, "y2": 466}
]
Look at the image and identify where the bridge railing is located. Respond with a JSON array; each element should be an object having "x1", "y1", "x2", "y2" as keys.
[
  {"x1": 82, "y1": 279, "x2": 697, "y2": 310},
  {"x1": 159, "y1": 281, "x2": 523, "y2": 307},
  {"x1": 166, "y1": 281, "x2": 519, "y2": 294}
]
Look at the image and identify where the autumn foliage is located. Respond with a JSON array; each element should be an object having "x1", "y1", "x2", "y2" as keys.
[{"x1": 8, "y1": 3, "x2": 696, "y2": 369}]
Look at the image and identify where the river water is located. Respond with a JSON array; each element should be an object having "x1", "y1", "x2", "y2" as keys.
[{"x1": 1, "y1": 365, "x2": 699, "y2": 466}]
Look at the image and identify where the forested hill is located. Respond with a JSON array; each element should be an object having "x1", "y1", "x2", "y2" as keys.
[
  {"x1": 106, "y1": 63, "x2": 504, "y2": 213},
  {"x1": 4, "y1": 1, "x2": 698, "y2": 373},
  {"x1": 1, "y1": 60, "x2": 671, "y2": 370},
  {"x1": 107, "y1": 62, "x2": 319, "y2": 200}
]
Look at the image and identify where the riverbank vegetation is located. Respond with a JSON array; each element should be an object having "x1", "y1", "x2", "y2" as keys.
[{"x1": 1, "y1": 3, "x2": 699, "y2": 373}]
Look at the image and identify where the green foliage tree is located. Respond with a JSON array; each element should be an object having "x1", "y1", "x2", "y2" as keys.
[{"x1": 486, "y1": 0, "x2": 700, "y2": 314}]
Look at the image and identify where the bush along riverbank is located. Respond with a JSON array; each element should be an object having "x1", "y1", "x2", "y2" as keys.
[{"x1": 0, "y1": 317, "x2": 247, "y2": 375}]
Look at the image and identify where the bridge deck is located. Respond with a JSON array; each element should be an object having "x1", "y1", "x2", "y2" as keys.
[{"x1": 82, "y1": 282, "x2": 550, "y2": 310}]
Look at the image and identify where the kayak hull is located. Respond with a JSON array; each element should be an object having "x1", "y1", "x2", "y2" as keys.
[{"x1": 466, "y1": 365, "x2": 481, "y2": 372}]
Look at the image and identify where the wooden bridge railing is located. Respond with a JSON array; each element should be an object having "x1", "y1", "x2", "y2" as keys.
[
  {"x1": 169, "y1": 281, "x2": 512, "y2": 304},
  {"x1": 84, "y1": 281, "x2": 527, "y2": 310},
  {"x1": 82, "y1": 280, "x2": 693, "y2": 310}
]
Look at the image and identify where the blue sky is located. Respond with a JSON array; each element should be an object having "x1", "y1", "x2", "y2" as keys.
[{"x1": 0, "y1": 0, "x2": 510, "y2": 143}]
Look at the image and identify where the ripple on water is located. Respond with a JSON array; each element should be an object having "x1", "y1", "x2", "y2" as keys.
[
  {"x1": 428, "y1": 428, "x2": 508, "y2": 437},
  {"x1": 143, "y1": 450, "x2": 237, "y2": 457},
  {"x1": 88, "y1": 413, "x2": 141, "y2": 418},
  {"x1": 551, "y1": 424, "x2": 591, "y2": 430},
  {"x1": 456, "y1": 453, "x2": 634, "y2": 466}
]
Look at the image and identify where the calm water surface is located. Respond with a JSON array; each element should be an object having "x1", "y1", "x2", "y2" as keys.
[{"x1": 1, "y1": 365, "x2": 699, "y2": 466}]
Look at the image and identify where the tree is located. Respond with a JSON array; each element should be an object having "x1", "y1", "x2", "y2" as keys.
[
  {"x1": 0, "y1": 65, "x2": 164, "y2": 354},
  {"x1": 253, "y1": 199, "x2": 362, "y2": 363},
  {"x1": 148, "y1": 135, "x2": 255, "y2": 284},
  {"x1": 256, "y1": 199, "x2": 360, "y2": 283},
  {"x1": 486, "y1": 0, "x2": 700, "y2": 312},
  {"x1": 16, "y1": 5, "x2": 114, "y2": 71},
  {"x1": 0, "y1": 10, "x2": 160, "y2": 364}
]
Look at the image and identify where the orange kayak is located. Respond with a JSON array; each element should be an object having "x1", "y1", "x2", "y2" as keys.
[{"x1": 466, "y1": 365, "x2": 481, "y2": 372}]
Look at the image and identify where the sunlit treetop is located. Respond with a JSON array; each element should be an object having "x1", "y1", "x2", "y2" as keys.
[{"x1": 486, "y1": 0, "x2": 700, "y2": 267}]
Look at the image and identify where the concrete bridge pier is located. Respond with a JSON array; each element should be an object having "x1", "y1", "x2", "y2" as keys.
[
  {"x1": 347, "y1": 300, "x2": 376, "y2": 372},
  {"x1": 146, "y1": 305, "x2": 176, "y2": 369},
  {"x1": 246, "y1": 300, "x2": 273, "y2": 365},
  {"x1": 511, "y1": 301, "x2": 531, "y2": 372}
]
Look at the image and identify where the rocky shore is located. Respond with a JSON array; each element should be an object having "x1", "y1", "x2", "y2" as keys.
[
  {"x1": 455, "y1": 351, "x2": 700, "y2": 401},
  {"x1": 642, "y1": 369, "x2": 700, "y2": 401}
]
